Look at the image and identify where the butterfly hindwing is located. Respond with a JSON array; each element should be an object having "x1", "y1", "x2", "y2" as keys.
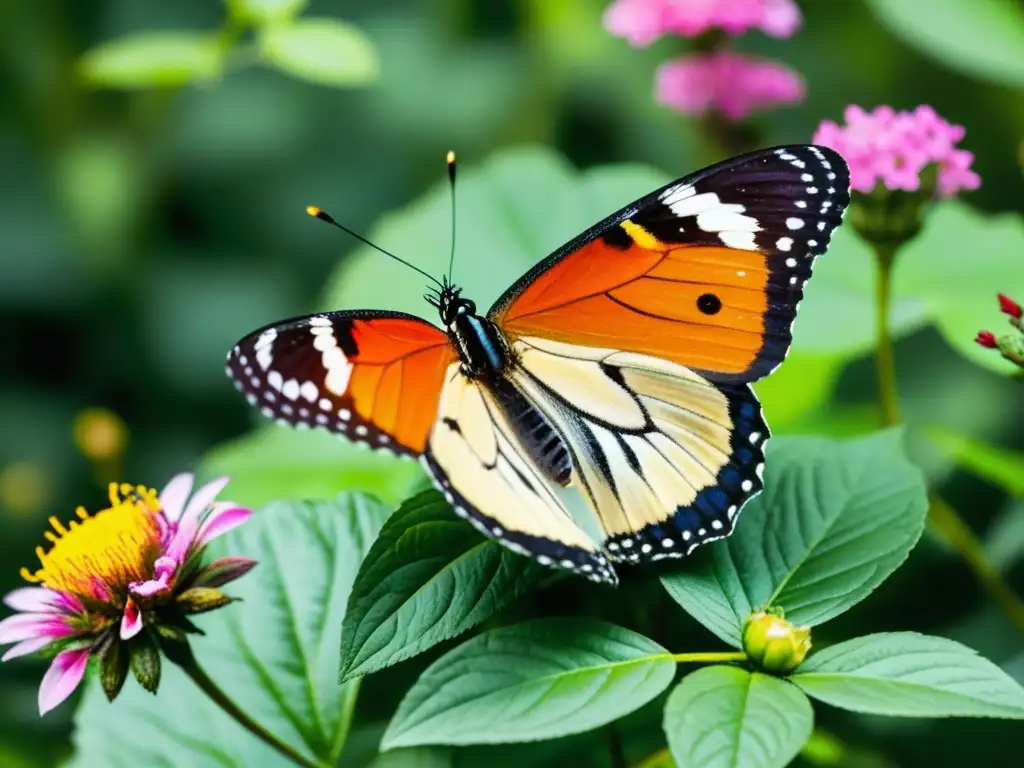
[
  {"x1": 506, "y1": 337, "x2": 767, "y2": 562},
  {"x1": 424, "y1": 362, "x2": 617, "y2": 584},
  {"x1": 490, "y1": 145, "x2": 851, "y2": 384},
  {"x1": 226, "y1": 311, "x2": 456, "y2": 455}
]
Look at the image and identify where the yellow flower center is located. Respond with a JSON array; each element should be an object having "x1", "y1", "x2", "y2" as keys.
[{"x1": 21, "y1": 483, "x2": 163, "y2": 603}]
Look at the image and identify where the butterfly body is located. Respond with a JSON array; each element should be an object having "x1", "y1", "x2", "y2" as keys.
[{"x1": 227, "y1": 145, "x2": 851, "y2": 585}]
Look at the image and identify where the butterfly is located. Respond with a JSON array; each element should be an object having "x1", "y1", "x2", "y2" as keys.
[{"x1": 226, "y1": 145, "x2": 850, "y2": 586}]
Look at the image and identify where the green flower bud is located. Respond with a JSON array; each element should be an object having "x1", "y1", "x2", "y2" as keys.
[
  {"x1": 176, "y1": 586, "x2": 236, "y2": 614},
  {"x1": 742, "y1": 610, "x2": 811, "y2": 674}
]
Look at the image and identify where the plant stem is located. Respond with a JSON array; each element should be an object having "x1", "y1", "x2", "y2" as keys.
[
  {"x1": 928, "y1": 493, "x2": 1024, "y2": 634},
  {"x1": 870, "y1": 243, "x2": 1024, "y2": 634},
  {"x1": 608, "y1": 724, "x2": 627, "y2": 768},
  {"x1": 176, "y1": 650, "x2": 328, "y2": 768},
  {"x1": 670, "y1": 651, "x2": 747, "y2": 664},
  {"x1": 872, "y1": 243, "x2": 901, "y2": 427}
]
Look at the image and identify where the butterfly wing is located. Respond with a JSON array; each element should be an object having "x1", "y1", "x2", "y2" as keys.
[
  {"x1": 489, "y1": 145, "x2": 850, "y2": 384},
  {"x1": 226, "y1": 311, "x2": 456, "y2": 455},
  {"x1": 504, "y1": 337, "x2": 767, "y2": 562},
  {"x1": 424, "y1": 362, "x2": 617, "y2": 584}
]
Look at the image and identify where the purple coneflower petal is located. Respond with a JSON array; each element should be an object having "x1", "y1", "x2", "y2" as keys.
[
  {"x1": 120, "y1": 598, "x2": 143, "y2": 640},
  {"x1": 0, "y1": 614, "x2": 73, "y2": 644},
  {"x1": 158, "y1": 472, "x2": 195, "y2": 523},
  {"x1": 3, "y1": 635, "x2": 58, "y2": 661},
  {"x1": 4, "y1": 587, "x2": 80, "y2": 615},
  {"x1": 130, "y1": 556, "x2": 176, "y2": 597},
  {"x1": 196, "y1": 505, "x2": 252, "y2": 547},
  {"x1": 38, "y1": 648, "x2": 89, "y2": 715},
  {"x1": 182, "y1": 476, "x2": 231, "y2": 529}
]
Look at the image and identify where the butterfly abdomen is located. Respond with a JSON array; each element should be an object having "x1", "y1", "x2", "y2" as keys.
[{"x1": 490, "y1": 378, "x2": 573, "y2": 487}]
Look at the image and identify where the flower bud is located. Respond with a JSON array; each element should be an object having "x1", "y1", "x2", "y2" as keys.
[
  {"x1": 975, "y1": 331, "x2": 998, "y2": 349},
  {"x1": 742, "y1": 610, "x2": 811, "y2": 674},
  {"x1": 176, "y1": 587, "x2": 235, "y2": 614},
  {"x1": 998, "y1": 293, "x2": 1022, "y2": 321}
]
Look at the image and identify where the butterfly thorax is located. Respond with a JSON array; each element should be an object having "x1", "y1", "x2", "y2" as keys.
[{"x1": 440, "y1": 291, "x2": 510, "y2": 379}]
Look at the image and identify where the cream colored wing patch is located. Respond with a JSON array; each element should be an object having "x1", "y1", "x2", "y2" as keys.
[
  {"x1": 509, "y1": 337, "x2": 769, "y2": 563},
  {"x1": 422, "y1": 363, "x2": 617, "y2": 584}
]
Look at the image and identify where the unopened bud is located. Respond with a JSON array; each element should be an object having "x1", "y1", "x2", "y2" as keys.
[
  {"x1": 176, "y1": 586, "x2": 235, "y2": 614},
  {"x1": 998, "y1": 293, "x2": 1022, "y2": 320},
  {"x1": 742, "y1": 610, "x2": 811, "y2": 674}
]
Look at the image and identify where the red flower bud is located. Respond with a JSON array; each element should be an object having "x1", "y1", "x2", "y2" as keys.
[
  {"x1": 998, "y1": 293, "x2": 1022, "y2": 319},
  {"x1": 975, "y1": 331, "x2": 998, "y2": 349}
]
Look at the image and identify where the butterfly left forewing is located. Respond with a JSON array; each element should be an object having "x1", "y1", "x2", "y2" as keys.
[{"x1": 507, "y1": 337, "x2": 768, "y2": 562}]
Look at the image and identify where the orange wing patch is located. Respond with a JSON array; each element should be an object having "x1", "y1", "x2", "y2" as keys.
[
  {"x1": 495, "y1": 234, "x2": 771, "y2": 378},
  {"x1": 227, "y1": 313, "x2": 455, "y2": 455}
]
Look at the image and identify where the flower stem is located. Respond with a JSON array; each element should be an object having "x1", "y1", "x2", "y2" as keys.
[
  {"x1": 670, "y1": 650, "x2": 747, "y2": 664},
  {"x1": 871, "y1": 243, "x2": 1024, "y2": 635},
  {"x1": 175, "y1": 649, "x2": 328, "y2": 768},
  {"x1": 872, "y1": 243, "x2": 901, "y2": 427}
]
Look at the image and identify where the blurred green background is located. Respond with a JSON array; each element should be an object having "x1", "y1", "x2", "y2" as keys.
[{"x1": 1, "y1": 0, "x2": 1023, "y2": 765}]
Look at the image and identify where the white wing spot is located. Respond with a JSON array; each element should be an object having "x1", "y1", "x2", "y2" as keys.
[
  {"x1": 750, "y1": 431, "x2": 762, "y2": 444},
  {"x1": 300, "y1": 381, "x2": 318, "y2": 402},
  {"x1": 786, "y1": 217, "x2": 805, "y2": 230},
  {"x1": 267, "y1": 370, "x2": 284, "y2": 392},
  {"x1": 712, "y1": 520, "x2": 723, "y2": 530},
  {"x1": 785, "y1": 257, "x2": 797, "y2": 267},
  {"x1": 795, "y1": 200, "x2": 807, "y2": 209},
  {"x1": 662, "y1": 538, "x2": 674, "y2": 547},
  {"x1": 801, "y1": 173, "x2": 813, "y2": 182},
  {"x1": 282, "y1": 379, "x2": 300, "y2": 401},
  {"x1": 741, "y1": 480, "x2": 754, "y2": 492},
  {"x1": 777, "y1": 237, "x2": 794, "y2": 252}
]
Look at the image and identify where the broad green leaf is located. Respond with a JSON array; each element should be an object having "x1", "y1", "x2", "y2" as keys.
[
  {"x1": 381, "y1": 619, "x2": 675, "y2": 748},
  {"x1": 370, "y1": 747, "x2": 454, "y2": 767},
  {"x1": 896, "y1": 202, "x2": 1024, "y2": 373},
  {"x1": 78, "y1": 32, "x2": 224, "y2": 89},
  {"x1": 661, "y1": 432, "x2": 928, "y2": 647},
  {"x1": 227, "y1": 0, "x2": 307, "y2": 24},
  {"x1": 340, "y1": 489, "x2": 542, "y2": 682},
  {"x1": 792, "y1": 632, "x2": 1024, "y2": 719},
  {"x1": 202, "y1": 424, "x2": 423, "y2": 508},
  {"x1": 260, "y1": 18, "x2": 379, "y2": 86},
  {"x1": 924, "y1": 426, "x2": 1024, "y2": 496},
  {"x1": 865, "y1": 0, "x2": 1024, "y2": 88},
  {"x1": 71, "y1": 493, "x2": 390, "y2": 766},
  {"x1": 664, "y1": 666, "x2": 813, "y2": 768}
]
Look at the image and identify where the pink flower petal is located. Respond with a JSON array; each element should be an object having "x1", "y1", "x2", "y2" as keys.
[
  {"x1": 196, "y1": 505, "x2": 252, "y2": 547},
  {"x1": 158, "y1": 472, "x2": 194, "y2": 523},
  {"x1": 4, "y1": 587, "x2": 81, "y2": 615},
  {"x1": 38, "y1": 649, "x2": 89, "y2": 715},
  {"x1": 0, "y1": 614, "x2": 73, "y2": 644},
  {"x1": 193, "y1": 556, "x2": 258, "y2": 588},
  {"x1": 120, "y1": 598, "x2": 143, "y2": 641},
  {"x1": 182, "y1": 476, "x2": 230, "y2": 527},
  {"x1": 130, "y1": 556, "x2": 177, "y2": 597},
  {"x1": 3, "y1": 635, "x2": 58, "y2": 661}
]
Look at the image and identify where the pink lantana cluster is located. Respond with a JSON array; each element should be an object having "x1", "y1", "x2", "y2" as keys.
[
  {"x1": 604, "y1": 0, "x2": 805, "y2": 121},
  {"x1": 813, "y1": 105, "x2": 981, "y2": 196},
  {"x1": 605, "y1": 0, "x2": 801, "y2": 46}
]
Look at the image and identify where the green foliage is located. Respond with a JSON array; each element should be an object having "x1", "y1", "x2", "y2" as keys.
[
  {"x1": 792, "y1": 633, "x2": 1024, "y2": 719},
  {"x1": 865, "y1": 0, "x2": 1024, "y2": 87},
  {"x1": 259, "y1": 18, "x2": 380, "y2": 86},
  {"x1": 227, "y1": 0, "x2": 308, "y2": 24},
  {"x1": 203, "y1": 425, "x2": 423, "y2": 508},
  {"x1": 661, "y1": 431, "x2": 928, "y2": 647},
  {"x1": 381, "y1": 619, "x2": 676, "y2": 748},
  {"x1": 71, "y1": 493, "x2": 389, "y2": 766},
  {"x1": 663, "y1": 666, "x2": 814, "y2": 768},
  {"x1": 77, "y1": 32, "x2": 225, "y2": 89},
  {"x1": 925, "y1": 426, "x2": 1024, "y2": 496},
  {"x1": 340, "y1": 489, "x2": 543, "y2": 682}
]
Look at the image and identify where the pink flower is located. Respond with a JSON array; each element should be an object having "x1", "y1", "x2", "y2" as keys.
[
  {"x1": 0, "y1": 474, "x2": 255, "y2": 714},
  {"x1": 656, "y1": 51, "x2": 804, "y2": 121},
  {"x1": 605, "y1": 0, "x2": 801, "y2": 47},
  {"x1": 812, "y1": 105, "x2": 981, "y2": 196}
]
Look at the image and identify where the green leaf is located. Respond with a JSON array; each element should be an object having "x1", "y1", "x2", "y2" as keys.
[
  {"x1": 202, "y1": 424, "x2": 423, "y2": 509},
  {"x1": 792, "y1": 632, "x2": 1024, "y2": 719},
  {"x1": 865, "y1": 0, "x2": 1024, "y2": 88},
  {"x1": 661, "y1": 432, "x2": 928, "y2": 647},
  {"x1": 78, "y1": 32, "x2": 224, "y2": 89},
  {"x1": 924, "y1": 426, "x2": 1024, "y2": 497},
  {"x1": 985, "y1": 500, "x2": 1024, "y2": 572},
  {"x1": 381, "y1": 619, "x2": 675, "y2": 748},
  {"x1": 71, "y1": 493, "x2": 390, "y2": 766},
  {"x1": 227, "y1": 0, "x2": 308, "y2": 24},
  {"x1": 369, "y1": 747, "x2": 454, "y2": 767},
  {"x1": 340, "y1": 489, "x2": 542, "y2": 682},
  {"x1": 664, "y1": 666, "x2": 813, "y2": 768},
  {"x1": 260, "y1": 18, "x2": 379, "y2": 86}
]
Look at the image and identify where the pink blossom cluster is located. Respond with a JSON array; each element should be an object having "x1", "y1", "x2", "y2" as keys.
[
  {"x1": 604, "y1": 0, "x2": 805, "y2": 121},
  {"x1": 605, "y1": 0, "x2": 801, "y2": 46},
  {"x1": 813, "y1": 105, "x2": 980, "y2": 196}
]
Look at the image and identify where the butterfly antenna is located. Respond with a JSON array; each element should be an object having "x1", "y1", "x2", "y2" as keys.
[
  {"x1": 446, "y1": 150, "x2": 457, "y2": 285},
  {"x1": 306, "y1": 206, "x2": 443, "y2": 289}
]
